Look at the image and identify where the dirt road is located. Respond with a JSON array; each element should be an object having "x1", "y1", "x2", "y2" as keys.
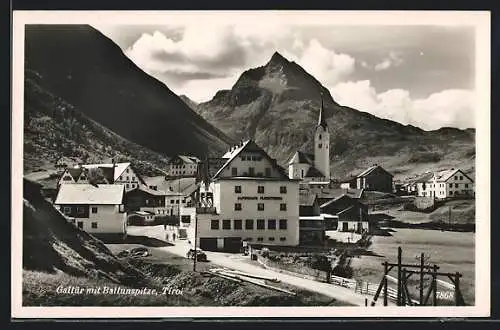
[{"x1": 126, "y1": 226, "x2": 389, "y2": 306}]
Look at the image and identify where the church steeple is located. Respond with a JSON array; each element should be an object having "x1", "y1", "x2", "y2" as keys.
[
  {"x1": 318, "y1": 92, "x2": 328, "y2": 129},
  {"x1": 314, "y1": 91, "x2": 330, "y2": 180}
]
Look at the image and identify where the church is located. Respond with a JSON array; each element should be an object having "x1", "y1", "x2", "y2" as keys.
[{"x1": 288, "y1": 96, "x2": 331, "y2": 182}]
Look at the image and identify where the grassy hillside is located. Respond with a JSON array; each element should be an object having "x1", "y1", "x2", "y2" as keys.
[
  {"x1": 25, "y1": 25, "x2": 233, "y2": 161},
  {"x1": 24, "y1": 70, "x2": 171, "y2": 176}
]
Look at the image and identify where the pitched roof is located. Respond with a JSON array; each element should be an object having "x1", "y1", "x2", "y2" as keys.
[
  {"x1": 317, "y1": 94, "x2": 328, "y2": 129},
  {"x1": 81, "y1": 162, "x2": 131, "y2": 181},
  {"x1": 414, "y1": 172, "x2": 435, "y2": 183},
  {"x1": 357, "y1": 165, "x2": 393, "y2": 178},
  {"x1": 177, "y1": 155, "x2": 201, "y2": 164},
  {"x1": 55, "y1": 184, "x2": 125, "y2": 205},
  {"x1": 305, "y1": 166, "x2": 325, "y2": 178},
  {"x1": 129, "y1": 185, "x2": 166, "y2": 196},
  {"x1": 214, "y1": 140, "x2": 289, "y2": 180},
  {"x1": 67, "y1": 168, "x2": 83, "y2": 180},
  {"x1": 299, "y1": 192, "x2": 317, "y2": 206},
  {"x1": 319, "y1": 194, "x2": 352, "y2": 208},
  {"x1": 142, "y1": 176, "x2": 198, "y2": 196},
  {"x1": 288, "y1": 151, "x2": 314, "y2": 165},
  {"x1": 314, "y1": 188, "x2": 364, "y2": 200}
]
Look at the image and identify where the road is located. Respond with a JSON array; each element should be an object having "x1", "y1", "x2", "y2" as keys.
[{"x1": 126, "y1": 225, "x2": 389, "y2": 306}]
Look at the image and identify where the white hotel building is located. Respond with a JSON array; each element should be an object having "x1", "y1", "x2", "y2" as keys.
[{"x1": 187, "y1": 140, "x2": 301, "y2": 252}]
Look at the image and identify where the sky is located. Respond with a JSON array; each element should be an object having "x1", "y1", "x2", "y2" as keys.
[{"x1": 94, "y1": 23, "x2": 476, "y2": 131}]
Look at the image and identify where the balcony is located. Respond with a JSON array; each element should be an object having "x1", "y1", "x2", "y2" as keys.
[{"x1": 196, "y1": 207, "x2": 218, "y2": 214}]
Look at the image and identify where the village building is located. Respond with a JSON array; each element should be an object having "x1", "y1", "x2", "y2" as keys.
[
  {"x1": 187, "y1": 140, "x2": 301, "y2": 252},
  {"x1": 288, "y1": 96, "x2": 330, "y2": 182},
  {"x1": 127, "y1": 211, "x2": 156, "y2": 225},
  {"x1": 354, "y1": 164, "x2": 394, "y2": 193},
  {"x1": 320, "y1": 194, "x2": 369, "y2": 233},
  {"x1": 416, "y1": 168, "x2": 474, "y2": 198},
  {"x1": 54, "y1": 184, "x2": 127, "y2": 235},
  {"x1": 58, "y1": 160, "x2": 144, "y2": 192},
  {"x1": 165, "y1": 155, "x2": 201, "y2": 178}
]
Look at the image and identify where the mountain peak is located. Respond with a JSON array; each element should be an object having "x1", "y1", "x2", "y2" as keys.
[{"x1": 267, "y1": 51, "x2": 289, "y2": 66}]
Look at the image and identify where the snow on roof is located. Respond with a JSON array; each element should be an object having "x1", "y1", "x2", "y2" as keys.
[
  {"x1": 55, "y1": 184, "x2": 124, "y2": 205},
  {"x1": 80, "y1": 162, "x2": 131, "y2": 181}
]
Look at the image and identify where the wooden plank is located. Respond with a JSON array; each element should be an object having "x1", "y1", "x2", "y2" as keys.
[
  {"x1": 436, "y1": 279, "x2": 455, "y2": 290},
  {"x1": 385, "y1": 275, "x2": 398, "y2": 283}
]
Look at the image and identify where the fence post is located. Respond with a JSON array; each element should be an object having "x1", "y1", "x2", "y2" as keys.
[
  {"x1": 397, "y1": 246, "x2": 402, "y2": 306},
  {"x1": 455, "y1": 272, "x2": 461, "y2": 306},
  {"x1": 419, "y1": 253, "x2": 424, "y2": 305},
  {"x1": 383, "y1": 262, "x2": 388, "y2": 306},
  {"x1": 432, "y1": 264, "x2": 438, "y2": 306}
]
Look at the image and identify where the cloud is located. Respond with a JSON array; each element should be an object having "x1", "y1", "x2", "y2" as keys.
[
  {"x1": 374, "y1": 51, "x2": 404, "y2": 71},
  {"x1": 330, "y1": 80, "x2": 474, "y2": 130},
  {"x1": 281, "y1": 39, "x2": 355, "y2": 86}
]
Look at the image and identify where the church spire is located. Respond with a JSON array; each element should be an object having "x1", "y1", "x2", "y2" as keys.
[{"x1": 318, "y1": 92, "x2": 328, "y2": 129}]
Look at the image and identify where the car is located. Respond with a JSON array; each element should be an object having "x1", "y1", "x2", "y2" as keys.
[{"x1": 186, "y1": 248, "x2": 207, "y2": 262}]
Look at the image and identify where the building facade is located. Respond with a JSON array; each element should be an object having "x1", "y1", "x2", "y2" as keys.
[
  {"x1": 165, "y1": 155, "x2": 200, "y2": 178},
  {"x1": 58, "y1": 161, "x2": 143, "y2": 192},
  {"x1": 188, "y1": 140, "x2": 301, "y2": 251},
  {"x1": 55, "y1": 184, "x2": 127, "y2": 235},
  {"x1": 416, "y1": 169, "x2": 474, "y2": 198},
  {"x1": 355, "y1": 165, "x2": 394, "y2": 193}
]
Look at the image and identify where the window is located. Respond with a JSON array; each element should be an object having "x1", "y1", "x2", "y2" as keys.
[
  {"x1": 235, "y1": 203, "x2": 242, "y2": 211},
  {"x1": 131, "y1": 184, "x2": 135, "y2": 188},
  {"x1": 211, "y1": 220, "x2": 219, "y2": 230},
  {"x1": 232, "y1": 167, "x2": 237, "y2": 176},
  {"x1": 63, "y1": 176, "x2": 72, "y2": 181},
  {"x1": 171, "y1": 200, "x2": 175, "y2": 204},
  {"x1": 257, "y1": 219, "x2": 265, "y2": 230},
  {"x1": 77, "y1": 221, "x2": 83, "y2": 229},
  {"x1": 63, "y1": 206, "x2": 71, "y2": 215},
  {"x1": 91, "y1": 207, "x2": 98, "y2": 214},
  {"x1": 449, "y1": 183, "x2": 453, "y2": 188},
  {"x1": 251, "y1": 156, "x2": 256, "y2": 161},
  {"x1": 257, "y1": 237, "x2": 264, "y2": 242},
  {"x1": 132, "y1": 176, "x2": 136, "y2": 181},
  {"x1": 465, "y1": 184, "x2": 469, "y2": 188},
  {"x1": 126, "y1": 176, "x2": 129, "y2": 180},
  {"x1": 245, "y1": 219, "x2": 254, "y2": 230},
  {"x1": 80, "y1": 175, "x2": 86, "y2": 180},
  {"x1": 454, "y1": 176, "x2": 458, "y2": 180},
  {"x1": 77, "y1": 206, "x2": 85, "y2": 214},
  {"x1": 318, "y1": 144, "x2": 322, "y2": 148},
  {"x1": 258, "y1": 203, "x2": 264, "y2": 211},
  {"x1": 301, "y1": 169, "x2": 304, "y2": 178},
  {"x1": 455, "y1": 183, "x2": 459, "y2": 188},
  {"x1": 450, "y1": 191, "x2": 454, "y2": 195},
  {"x1": 269, "y1": 237, "x2": 275, "y2": 242},
  {"x1": 222, "y1": 220, "x2": 231, "y2": 230},
  {"x1": 126, "y1": 169, "x2": 130, "y2": 173},
  {"x1": 234, "y1": 220, "x2": 242, "y2": 230},
  {"x1": 280, "y1": 186, "x2": 287, "y2": 194},
  {"x1": 235, "y1": 185, "x2": 242, "y2": 193},
  {"x1": 258, "y1": 186, "x2": 265, "y2": 194},
  {"x1": 265, "y1": 168, "x2": 271, "y2": 177},
  {"x1": 319, "y1": 134, "x2": 322, "y2": 140},
  {"x1": 280, "y1": 203, "x2": 287, "y2": 211},
  {"x1": 249, "y1": 167, "x2": 255, "y2": 176},
  {"x1": 268, "y1": 219, "x2": 276, "y2": 230},
  {"x1": 280, "y1": 237, "x2": 286, "y2": 242},
  {"x1": 460, "y1": 176, "x2": 463, "y2": 180},
  {"x1": 279, "y1": 219, "x2": 287, "y2": 230},
  {"x1": 91, "y1": 222, "x2": 98, "y2": 229},
  {"x1": 176, "y1": 200, "x2": 180, "y2": 204},
  {"x1": 126, "y1": 184, "x2": 129, "y2": 188}
]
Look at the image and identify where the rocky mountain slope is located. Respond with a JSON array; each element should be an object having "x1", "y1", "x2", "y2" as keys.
[
  {"x1": 194, "y1": 52, "x2": 475, "y2": 179},
  {"x1": 24, "y1": 24, "x2": 234, "y2": 166}
]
